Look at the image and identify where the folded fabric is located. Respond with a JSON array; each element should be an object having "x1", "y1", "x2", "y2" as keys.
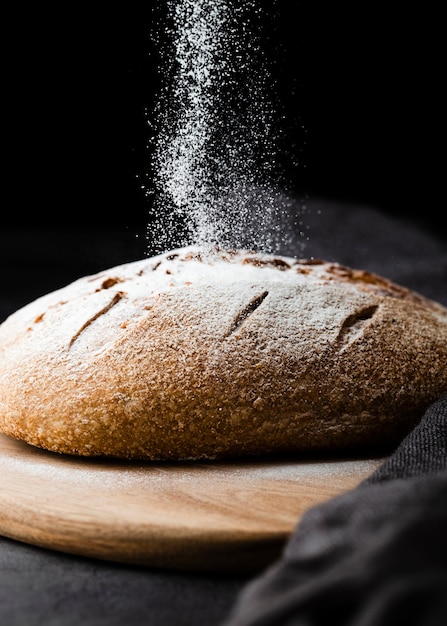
[{"x1": 222, "y1": 395, "x2": 447, "y2": 626}]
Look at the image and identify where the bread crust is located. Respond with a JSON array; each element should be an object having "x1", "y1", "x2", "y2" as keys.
[{"x1": 0, "y1": 246, "x2": 446, "y2": 460}]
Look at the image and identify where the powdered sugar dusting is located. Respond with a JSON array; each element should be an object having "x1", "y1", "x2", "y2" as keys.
[
  {"x1": 2, "y1": 246, "x2": 435, "y2": 367},
  {"x1": 146, "y1": 0, "x2": 305, "y2": 256}
]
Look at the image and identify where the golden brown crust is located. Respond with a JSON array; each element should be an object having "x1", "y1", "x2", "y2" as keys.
[{"x1": 0, "y1": 245, "x2": 446, "y2": 460}]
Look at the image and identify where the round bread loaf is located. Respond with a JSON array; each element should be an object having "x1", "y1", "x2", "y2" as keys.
[{"x1": 0, "y1": 245, "x2": 446, "y2": 460}]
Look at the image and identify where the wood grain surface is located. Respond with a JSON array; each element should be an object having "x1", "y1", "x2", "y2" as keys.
[{"x1": 0, "y1": 433, "x2": 384, "y2": 572}]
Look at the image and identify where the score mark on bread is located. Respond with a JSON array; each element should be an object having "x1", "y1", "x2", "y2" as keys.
[
  {"x1": 224, "y1": 291, "x2": 269, "y2": 338},
  {"x1": 69, "y1": 291, "x2": 125, "y2": 349},
  {"x1": 0, "y1": 245, "x2": 446, "y2": 460}
]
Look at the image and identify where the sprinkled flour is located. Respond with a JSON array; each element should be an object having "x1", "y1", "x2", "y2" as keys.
[{"x1": 146, "y1": 0, "x2": 306, "y2": 255}]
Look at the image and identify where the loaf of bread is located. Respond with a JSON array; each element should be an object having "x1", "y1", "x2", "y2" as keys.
[{"x1": 0, "y1": 245, "x2": 446, "y2": 460}]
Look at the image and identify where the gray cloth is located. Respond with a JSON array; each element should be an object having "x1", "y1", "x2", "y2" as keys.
[{"x1": 223, "y1": 396, "x2": 447, "y2": 626}]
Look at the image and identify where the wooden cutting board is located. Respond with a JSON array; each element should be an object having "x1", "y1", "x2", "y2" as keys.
[{"x1": 0, "y1": 433, "x2": 383, "y2": 572}]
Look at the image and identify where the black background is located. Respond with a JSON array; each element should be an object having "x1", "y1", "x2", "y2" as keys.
[{"x1": 6, "y1": 2, "x2": 444, "y2": 241}]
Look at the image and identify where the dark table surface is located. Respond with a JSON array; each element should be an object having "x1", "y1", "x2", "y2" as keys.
[{"x1": 1, "y1": 198, "x2": 446, "y2": 626}]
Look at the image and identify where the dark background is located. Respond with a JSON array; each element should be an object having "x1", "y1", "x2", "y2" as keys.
[{"x1": 5, "y1": 2, "x2": 444, "y2": 260}]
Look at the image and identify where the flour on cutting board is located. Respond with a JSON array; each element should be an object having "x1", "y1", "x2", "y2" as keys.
[{"x1": 1, "y1": 438, "x2": 382, "y2": 493}]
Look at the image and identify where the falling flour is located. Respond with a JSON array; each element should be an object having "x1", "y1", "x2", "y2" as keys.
[{"x1": 146, "y1": 0, "x2": 306, "y2": 255}]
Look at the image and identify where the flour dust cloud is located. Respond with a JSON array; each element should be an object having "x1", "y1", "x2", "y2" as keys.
[{"x1": 146, "y1": 0, "x2": 307, "y2": 256}]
